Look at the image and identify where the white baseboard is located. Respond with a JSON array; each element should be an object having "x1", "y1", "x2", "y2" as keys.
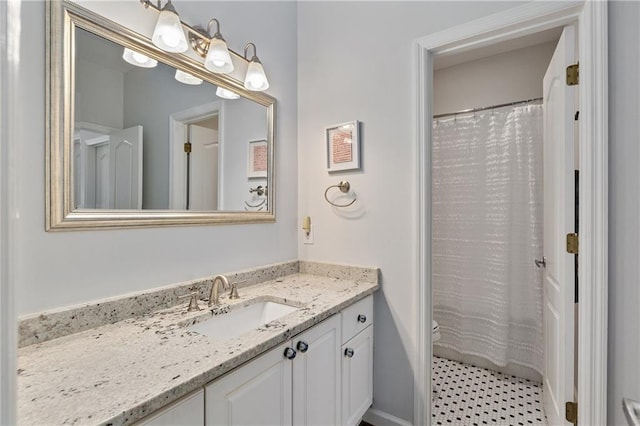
[{"x1": 363, "y1": 408, "x2": 413, "y2": 426}]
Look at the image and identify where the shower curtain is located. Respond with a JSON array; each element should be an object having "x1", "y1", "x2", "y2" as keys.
[{"x1": 432, "y1": 104, "x2": 544, "y2": 374}]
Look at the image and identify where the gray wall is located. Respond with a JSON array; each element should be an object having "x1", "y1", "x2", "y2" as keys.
[
  {"x1": 433, "y1": 41, "x2": 556, "y2": 115},
  {"x1": 608, "y1": 2, "x2": 640, "y2": 424},
  {"x1": 14, "y1": 0, "x2": 298, "y2": 315},
  {"x1": 219, "y1": 98, "x2": 268, "y2": 211},
  {"x1": 76, "y1": 58, "x2": 124, "y2": 129},
  {"x1": 123, "y1": 62, "x2": 218, "y2": 209}
]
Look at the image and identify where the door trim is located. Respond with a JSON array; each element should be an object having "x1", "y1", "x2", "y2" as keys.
[
  {"x1": 413, "y1": 2, "x2": 608, "y2": 425},
  {"x1": 0, "y1": 0, "x2": 18, "y2": 423}
]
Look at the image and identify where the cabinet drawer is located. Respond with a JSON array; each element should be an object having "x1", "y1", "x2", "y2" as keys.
[{"x1": 341, "y1": 295, "x2": 373, "y2": 344}]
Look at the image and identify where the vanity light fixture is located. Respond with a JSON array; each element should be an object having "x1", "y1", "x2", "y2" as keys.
[
  {"x1": 140, "y1": 0, "x2": 271, "y2": 92},
  {"x1": 203, "y1": 19, "x2": 234, "y2": 73},
  {"x1": 150, "y1": 0, "x2": 188, "y2": 53},
  {"x1": 122, "y1": 47, "x2": 158, "y2": 68},
  {"x1": 175, "y1": 69, "x2": 203, "y2": 85},
  {"x1": 216, "y1": 87, "x2": 240, "y2": 99},
  {"x1": 243, "y1": 43, "x2": 269, "y2": 91}
]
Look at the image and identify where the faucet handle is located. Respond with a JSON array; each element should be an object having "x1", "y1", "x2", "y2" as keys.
[
  {"x1": 179, "y1": 292, "x2": 201, "y2": 312},
  {"x1": 229, "y1": 281, "x2": 244, "y2": 299},
  {"x1": 229, "y1": 283, "x2": 239, "y2": 299},
  {"x1": 229, "y1": 281, "x2": 245, "y2": 299}
]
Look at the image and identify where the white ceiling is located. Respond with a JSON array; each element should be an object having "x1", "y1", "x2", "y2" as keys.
[{"x1": 433, "y1": 27, "x2": 562, "y2": 70}]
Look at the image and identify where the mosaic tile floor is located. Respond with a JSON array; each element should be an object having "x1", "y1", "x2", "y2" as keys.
[{"x1": 432, "y1": 356, "x2": 547, "y2": 425}]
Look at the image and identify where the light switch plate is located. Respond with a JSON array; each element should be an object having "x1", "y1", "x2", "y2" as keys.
[{"x1": 303, "y1": 224, "x2": 314, "y2": 245}]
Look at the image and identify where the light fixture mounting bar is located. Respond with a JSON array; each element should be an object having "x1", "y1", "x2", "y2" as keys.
[{"x1": 188, "y1": 26, "x2": 210, "y2": 58}]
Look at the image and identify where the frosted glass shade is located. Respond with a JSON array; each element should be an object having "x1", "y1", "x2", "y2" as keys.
[
  {"x1": 204, "y1": 38, "x2": 234, "y2": 73},
  {"x1": 175, "y1": 69, "x2": 203, "y2": 85},
  {"x1": 122, "y1": 48, "x2": 157, "y2": 68},
  {"x1": 216, "y1": 87, "x2": 240, "y2": 99},
  {"x1": 151, "y1": 8, "x2": 188, "y2": 53},
  {"x1": 244, "y1": 60, "x2": 269, "y2": 91}
]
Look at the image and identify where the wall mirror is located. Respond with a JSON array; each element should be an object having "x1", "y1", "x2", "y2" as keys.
[{"x1": 46, "y1": 1, "x2": 276, "y2": 230}]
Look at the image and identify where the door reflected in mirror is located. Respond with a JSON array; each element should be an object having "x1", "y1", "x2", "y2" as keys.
[{"x1": 74, "y1": 28, "x2": 269, "y2": 212}]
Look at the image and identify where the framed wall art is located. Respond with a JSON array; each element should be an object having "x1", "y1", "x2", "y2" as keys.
[
  {"x1": 247, "y1": 139, "x2": 268, "y2": 178},
  {"x1": 325, "y1": 120, "x2": 360, "y2": 172}
]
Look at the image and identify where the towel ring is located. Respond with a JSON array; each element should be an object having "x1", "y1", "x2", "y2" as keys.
[
  {"x1": 244, "y1": 199, "x2": 266, "y2": 209},
  {"x1": 324, "y1": 181, "x2": 356, "y2": 208}
]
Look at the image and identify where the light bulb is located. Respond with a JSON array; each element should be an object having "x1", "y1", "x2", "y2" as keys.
[
  {"x1": 175, "y1": 69, "x2": 203, "y2": 85},
  {"x1": 204, "y1": 37, "x2": 234, "y2": 74},
  {"x1": 216, "y1": 87, "x2": 240, "y2": 99},
  {"x1": 132, "y1": 52, "x2": 149, "y2": 64},
  {"x1": 160, "y1": 31, "x2": 180, "y2": 48},
  {"x1": 122, "y1": 48, "x2": 158, "y2": 68},
  {"x1": 243, "y1": 60, "x2": 269, "y2": 91},
  {"x1": 151, "y1": 2, "x2": 188, "y2": 53}
]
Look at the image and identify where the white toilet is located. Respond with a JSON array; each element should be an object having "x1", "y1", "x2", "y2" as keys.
[{"x1": 432, "y1": 320, "x2": 441, "y2": 342}]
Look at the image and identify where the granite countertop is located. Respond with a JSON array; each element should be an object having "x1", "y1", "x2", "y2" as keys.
[{"x1": 17, "y1": 273, "x2": 378, "y2": 425}]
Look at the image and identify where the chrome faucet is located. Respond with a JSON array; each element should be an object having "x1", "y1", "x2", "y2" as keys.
[{"x1": 209, "y1": 275, "x2": 230, "y2": 306}]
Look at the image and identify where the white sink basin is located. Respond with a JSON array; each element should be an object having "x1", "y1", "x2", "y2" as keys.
[{"x1": 188, "y1": 301, "x2": 299, "y2": 340}]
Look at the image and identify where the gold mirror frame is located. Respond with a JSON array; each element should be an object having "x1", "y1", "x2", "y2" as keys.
[{"x1": 46, "y1": 1, "x2": 276, "y2": 230}]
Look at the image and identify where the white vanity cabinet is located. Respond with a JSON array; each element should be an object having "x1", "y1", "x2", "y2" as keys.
[
  {"x1": 340, "y1": 296, "x2": 374, "y2": 426},
  {"x1": 205, "y1": 315, "x2": 341, "y2": 426},
  {"x1": 135, "y1": 389, "x2": 204, "y2": 426},
  {"x1": 141, "y1": 295, "x2": 374, "y2": 426}
]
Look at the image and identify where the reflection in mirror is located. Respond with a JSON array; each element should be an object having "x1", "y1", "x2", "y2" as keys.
[{"x1": 73, "y1": 28, "x2": 269, "y2": 212}]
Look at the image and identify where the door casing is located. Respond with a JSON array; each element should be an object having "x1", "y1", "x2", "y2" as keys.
[
  {"x1": 0, "y1": 0, "x2": 18, "y2": 423},
  {"x1": 414, "y1": 2, "x2": 608, "y2": 425}
]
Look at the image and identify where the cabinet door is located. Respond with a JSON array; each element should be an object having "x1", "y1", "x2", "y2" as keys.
[
  {"x1": 205, "y1": 342, "x2": 292, "y2": 426},
  {"x1": 342, "y1": 325, "x2": 373, "y2": 426},
  {"x1": 293, "y1": 315, "x2": 342, "y2": 426},
  {"x1": 135, "y1": 389, "x2": 204, "y2": 426}
]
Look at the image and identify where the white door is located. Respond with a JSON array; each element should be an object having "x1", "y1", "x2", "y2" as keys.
[
  {"x1": 542, "y1": 25, "x2": 576, "y2": 426},
  {"x1": 94, "y1": 142, "x2": 110, "y2": 209},
  {"x1": 109, "y1": 125, "x2": 143, "y2": 209},
  {"x1": 205, "y1": 341, "x2": 292, "y2": 425},
  {"x1": 189, "y1": 124, "x2": 219, "y2": 210},
  {"x1": 292, "y1": 315, "x2": 341, "y2": 426}
]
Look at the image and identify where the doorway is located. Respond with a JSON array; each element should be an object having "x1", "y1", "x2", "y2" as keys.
[
  {"x1": 414, "y1": 2, "x2": 608, "y2": 425},
  {"x1": 169, "y1": 101, "x2": 223, "y2": 210},
  {"x1": 429, "y1": 25, "x2": 577, "y2": 425}
]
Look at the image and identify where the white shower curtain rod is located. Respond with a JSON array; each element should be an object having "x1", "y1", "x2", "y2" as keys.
[{"x1": 433, "y1": 97, "x2": 543, "y2": 119}]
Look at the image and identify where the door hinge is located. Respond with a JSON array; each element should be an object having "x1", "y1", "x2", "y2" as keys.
[
  {"x1": 566, "y1": 401, "x2": 578, "y2": 424},
  {"x1": 566, "y1": 63, "x2": 579, "y2": 86},
  {"x1": 183, "y1": 142, "x2": 192, "y2": 153},
  {"x1": 567, "y1": 233, "x2": 579, "y2": 254}
]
